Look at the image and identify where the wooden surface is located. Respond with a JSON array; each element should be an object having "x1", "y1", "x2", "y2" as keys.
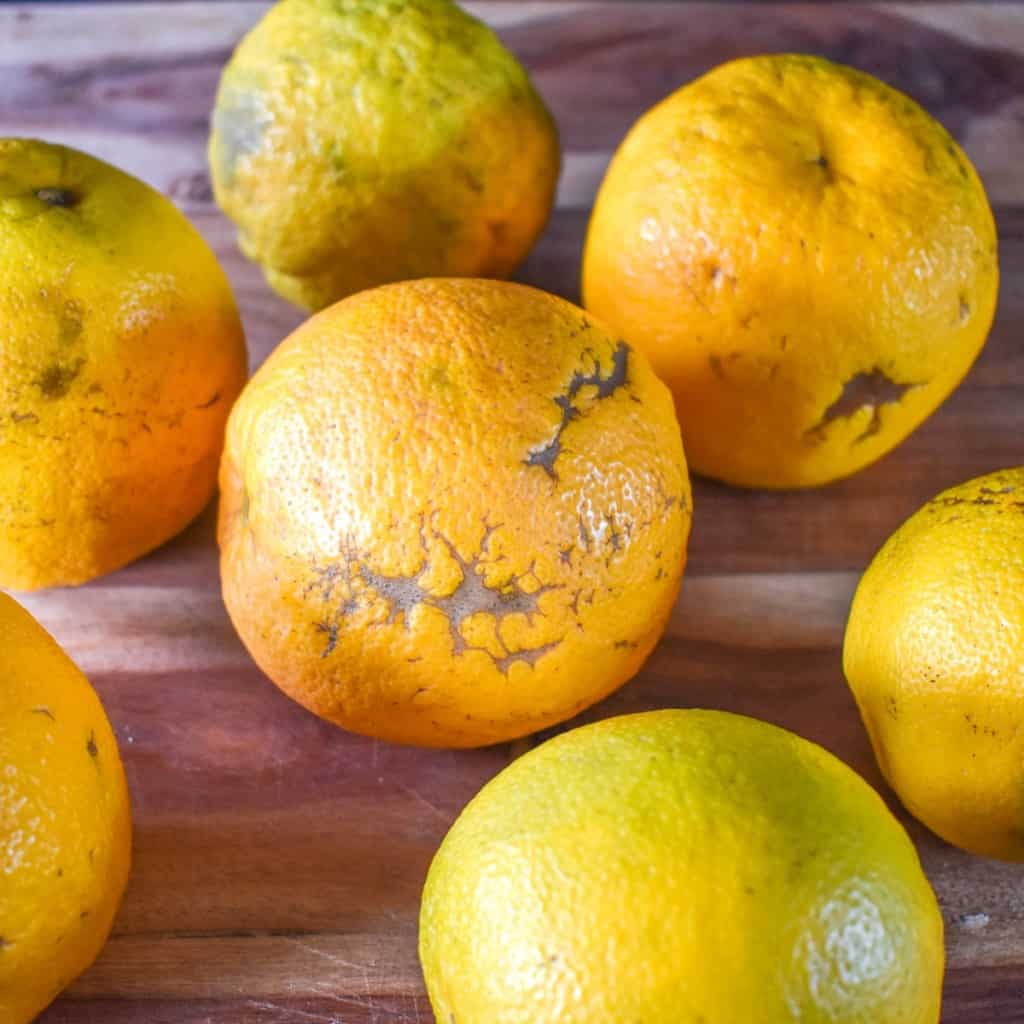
[{"x1": 2, "y1": 2, "x2": 1023, "y2": 1021}]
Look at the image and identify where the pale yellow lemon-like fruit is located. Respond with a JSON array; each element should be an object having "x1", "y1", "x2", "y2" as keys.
[
  {"x1": 209, "y1": 0, "x2": 560, "y2": 311},
  {"x1": 420, "y1": 709, "x2": 944, "y2": 1023},
  {"x1": 583, "y1": 55, "x2": 998, "y2": 488},
  {"x1": 0, "y1": 592, "x2": 131, "y2": 1024},
  {"x1": 219, "y1": 279, "x2": 690, "y2": 748},
  {"x1": 0, "y1": 138, "x2": 248, "y2": 590},
  {"x1": 845, "y1": 467, "x2": 1024, "y2": 861}
]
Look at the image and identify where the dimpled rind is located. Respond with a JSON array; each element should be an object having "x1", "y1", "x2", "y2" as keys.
[
  {"x1": 209, "y1": 0, "x2": 560, "y2": 311},
  {"x1": 420, "y1": 709, "x2": 943, "y2": 1023},
  {"x1": 218, "y1": 279, "x2": 690, "y2": 747},
  {"x1": 0, "y1": 138, "x2": 248, "y2": 589},
  {"x1": 845, "y1": 467, "x2": 1024, "y2": 861},
  {"x1": 0, "y1": 592, "x2": 131, "y2": 1023},
  {"x1": 583, "y1": 55, "x2": 998, "y2": 488}
]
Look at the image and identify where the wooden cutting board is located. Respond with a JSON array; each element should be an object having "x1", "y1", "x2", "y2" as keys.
[{"x1": 3, "y1": 2, "x2": 1023, "y2": 1020}]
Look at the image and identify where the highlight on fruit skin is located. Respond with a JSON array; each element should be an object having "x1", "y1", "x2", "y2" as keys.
[
  {"x1": 0, "y1": 592, "x2": 132, "y2": 1024},
  {"x1": 218, "y1": 278, "x2": 691, "y2": 748},
  {"x1": 582, "y1": 54, "x2": 998, "y2": 489},
  {"x1": 420, "y1": 709, "x2": 944, "y2": 1023},
  {"x1": 844, "y1": 466, "x2": 1024, "y2": 862},
  {"x1": 209, "y1": 0, "x2": 561, "y2": 311},
  {"x1": 0, "y1": 137, "x2": 248, "y2": 590}
]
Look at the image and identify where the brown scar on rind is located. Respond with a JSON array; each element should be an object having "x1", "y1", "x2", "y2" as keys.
[
  {"x1": 31, "y1": 706, "x2": 55, "y2": 720},
  {"x1": 492, "y1": 640, "x2": 561, "y2": 675},
  {"x1": 196, "y1": 390, "x2": 222, "y2": 410},
  {"x1": 35, "y1": 187, "x2": 78, "y2": 208},
  {"x1": 525, "y1": 342, "x2": 630, "y2": 480},
  {"x1": 310, "y1": 525, "x2": 563, "y2": 674},
  {"x1": 806, "y1": 369, "x2": 919, "y2": 443},
  {"x1": 86, "y1": 731, "x2": 98, "y2": 760},
  {"x1": 35, "y1": 358, "x2": 85, "y2": 400}
]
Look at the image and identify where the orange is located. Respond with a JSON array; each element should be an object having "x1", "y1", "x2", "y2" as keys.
[
  {"x1": 0, "y1": 592, "x2": 131, "y2": 1024},
  {"x1": 420, "y1": 709, "x2": 943, "y2": 1023},
  {"x1": 218, "y1": 279, "x2": 690, "y2": 747},
  {"x1": 582, "y1": 55, "x2": 998, "y2": 488},
  {"x1": 209, "y1": 0, "x2": 560, "y2": 311},
  {"x1": 844, "y1": 467, "x2": 1024, "y2": 861},
  {"x1": 0, "y1": 138, "x2": 248, "y2": 589}
]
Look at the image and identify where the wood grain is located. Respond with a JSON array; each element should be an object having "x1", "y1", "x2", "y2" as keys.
[{"x1": 0, "y1": 2, "x2": 1021, "y2": 1022}]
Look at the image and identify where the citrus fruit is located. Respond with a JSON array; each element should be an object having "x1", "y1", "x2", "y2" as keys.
[
  {"x1": 218, "y1": 278, "x2": 690, "y2": 748},
  {"x1": 582, "y1": 54, "x2": 998, "y2": 488},
  {"x1": 845, "y1": 467, "x2": 1024, "y2": 861},
  {"x1": 420, "y1": 709, "x2": 944, "y2": 1023},
  {"x1": 0, "y1": 592, "x2": 131, "y2": 1023},
  {"x1": 209, "y1": 0, "x2": 560, "y2": 311},
  {"x1": 0, "y1": 138, "x2": 248, "y2": 590}
]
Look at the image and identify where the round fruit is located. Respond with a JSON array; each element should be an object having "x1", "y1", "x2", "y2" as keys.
[
  {"x1": 582, "y1": 54, "x2": 998, "y2": 489},
  {"x1": 0, "y1": 592, "x2": 132, "y2": 1023},
  {"x1": 209, "y1": 0, "x2": 560, "y2": 311},
  {"x1": 219, "y1": 278, "x2": 690, "y2": 748},
  {"x1": 420, "y1": 709, "x2": 943, "y2": 1023},
  {"x1": 0, "y1": 138, "x2": 248, "y2": 590},
  {"x1": 845, "y1": 467, "x2": 1024, "y2": 861}
]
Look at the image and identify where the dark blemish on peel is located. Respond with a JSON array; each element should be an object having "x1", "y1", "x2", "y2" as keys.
[
  {"x1": 314, "y1": 618, "x2": 341, "y2": 658},
  {"x1": 35, "y1": 358, "x2": 84, "y2": 400},
  {"x1": 32, "y1": 706, "x2": 55, "y2": 720},
  {"x1": 195, "y1": 390, "x2": 222, "y2": 410},
  {"x1": 310, "y1": 525, "x2": 562, "y2": 674},
  {"x1": 86, "y1": 731, "x2": 98, "y2": 760},
  {"x1": 525, "y1": 343, "x2": 630, "y2": 481},
  {"x1": 35, "y1": 187, "x2": 78, "y2": 208},
  {"x1": 806, "y1": 369, "x2": 918, "y2": 443},
  {"x1": 11, "y1": 411, "x2": 39, "y2": 424}
]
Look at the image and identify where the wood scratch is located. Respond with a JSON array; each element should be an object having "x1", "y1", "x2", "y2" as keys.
[{"x1": 395, "y1": 783, "x2": 451, "y2": 825}]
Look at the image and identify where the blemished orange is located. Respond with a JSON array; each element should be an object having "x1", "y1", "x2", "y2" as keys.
[
  {"x1": 844, "y1": 467, "x2": 1024, "y2": 861},
  {"x1": 0, "y1": 138, "x2": 248, "y2": 590},
  {"x1": 0, "y1": 592, "x2": 131, "y2": 1024},
  {"x1": 218, "y1": 279, "x2": 690, "y2": 747},
  {"x1": 420, "y1": 709, "x2": 944, "y2": 1023},
  {"x1": 582, "y1": 55, "x2": 998, "y2": 489},
  {"x1": 209, "y1": 0, "x2": 560, "y2": 311}
]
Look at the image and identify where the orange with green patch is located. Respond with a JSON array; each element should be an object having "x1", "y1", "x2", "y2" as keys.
[
  {"x1": 219, "y1": 278, "x2": 691, "y2": 748},
  {"x1": 0, "y1": 138, "x2": 248, "y2": 588},
  {"x1": 583, "y1": 55, "x2": 998, "y2": 488}
]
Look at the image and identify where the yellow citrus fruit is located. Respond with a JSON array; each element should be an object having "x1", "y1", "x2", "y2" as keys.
[
  {"x1": 209, "y1": 0, "x2": 560, "y2": 311},
  {"x1": 219, "y1": 279, "x2": 690, "y2": 748},
  {"x1": 0, "y1": 138, "x2": 247, "y2": 590},
  {"x1": 420, "y1": 709, "x2": 943, "y2": 1023},
  {"x1": 582, "y1": 55, "x2": 998, "y2": 489},
  {"x1": 845, "y1": 467, "x2": 1024, "y2": 861},
  {"x1": 0, "y1": 593, "x2": 131, "y2": 1024}
]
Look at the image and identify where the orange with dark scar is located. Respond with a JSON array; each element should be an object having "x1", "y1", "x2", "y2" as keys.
[
  {"x1": 583, "y1": 55, "x2": 998, "y2": 488},
  {"x1": 219, "y1": 278, "x2": 691, "y2": 747},
  {"x1": 0, "y1": 138, "x2": 248, "y2": 588}
]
